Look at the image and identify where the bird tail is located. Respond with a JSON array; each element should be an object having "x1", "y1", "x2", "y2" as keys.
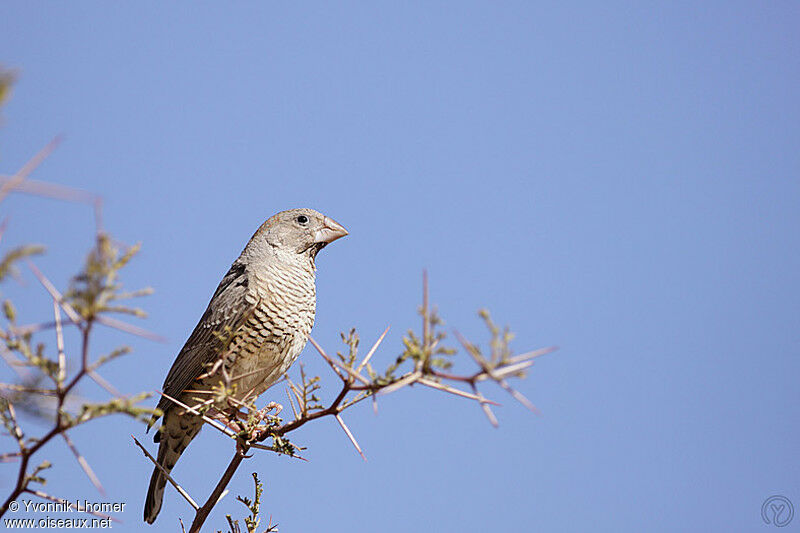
[{"x1": 143, "y1": 413, "x2": 202, "y2": 524}]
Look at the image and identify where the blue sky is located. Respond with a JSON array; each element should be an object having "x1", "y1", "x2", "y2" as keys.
[{"x1": 1, "y1": 2, "x2": 799, "y2": 531}]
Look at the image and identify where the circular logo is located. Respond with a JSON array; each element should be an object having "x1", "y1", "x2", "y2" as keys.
[{"x1": 762, "y1": 495, "x2": 794, "y2": 527}]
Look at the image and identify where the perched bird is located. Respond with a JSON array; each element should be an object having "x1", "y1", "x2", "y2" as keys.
[{"x1": 143, "y1": 208, "x2": 347, "y2": 524}]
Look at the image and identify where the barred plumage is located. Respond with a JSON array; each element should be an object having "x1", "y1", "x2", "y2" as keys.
[{"x1": 143, "y1": 209, "x2": 347, "y2": 524}]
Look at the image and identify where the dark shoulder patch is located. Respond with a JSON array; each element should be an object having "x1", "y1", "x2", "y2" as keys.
[
  {"x1": 211, "y1": 261, "x2": 247, "y2": 299},
  {"x1": 234, "y1": 266, "x2": 248, "y2": 289}
]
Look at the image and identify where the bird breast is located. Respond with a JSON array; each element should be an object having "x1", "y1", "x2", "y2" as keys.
[{"x1": 225, "y1": 260, "x2": 316, "y2": 400}]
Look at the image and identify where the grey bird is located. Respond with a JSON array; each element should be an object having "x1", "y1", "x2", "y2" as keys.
[{"x1": 144, "y1": 208, "x2": 347, "y2": 524}]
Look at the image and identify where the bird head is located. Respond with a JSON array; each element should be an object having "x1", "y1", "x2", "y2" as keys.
[{"x1": 256, "y1": 208, "x2": 348, "y2": 261}]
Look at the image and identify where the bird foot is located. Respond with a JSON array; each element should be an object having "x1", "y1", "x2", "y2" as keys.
[{"x1": 263, "y1": 401, "x2": 283, "y2": 416}]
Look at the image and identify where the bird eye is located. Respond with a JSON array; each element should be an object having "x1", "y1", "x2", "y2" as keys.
[{"x1": 296, "y1": 215, "x2": 309, "y2": 225}]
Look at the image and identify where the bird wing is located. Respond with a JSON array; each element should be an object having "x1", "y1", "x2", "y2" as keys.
[{"x1": 153, "y1": 260, "x2": 254, "y2": 421}]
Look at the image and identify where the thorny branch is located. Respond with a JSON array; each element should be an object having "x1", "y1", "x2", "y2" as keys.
[
  {"x1": 0, "y1": 137, "x2": 160, "y2": 519},
  {"x1": 142, "y1": 271, "x2": 556, "y2": 533}
]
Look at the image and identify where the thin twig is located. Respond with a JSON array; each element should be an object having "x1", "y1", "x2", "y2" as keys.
[
  {"x1": 6, "y1": 401, "x2": 24, "y2": 449},
  {"x1": 0, "y1": 452, "x2": 21, "y2": 463},
  {"x1": 506, "y1": 345, "x2": 558, "y2": 364},
  {"x1": 497, "y1": 379, "x2": 540, "y2": 415},
  {"x1": 356, "y1": 325, "x2": 390, "y2": 373},
  {"x1": 53, "y1": 300, "x2": 66, "y2": 384},
  {"x1": 329, "y1": 356, "x2": 370, "y2": 386},
  {"x1": 285, "y1": 386, "x2": 299, "y2": 420},
  {"x1": 307, "y1": 336, "x2": 345, "y2": 381},
  {"x1": 95, "y1": 315, "x2": 166, "y2": 342},
  {"x1": 25, "y1": 260, "x2": 82, "y2": 325},
  {"x1": 132, "y1": 435, "x2": 199, "y2": 510},
  {"x1": 9, "y1": 320, "x2": 79, "y2": 337},
  {"x1": 61, "y1": 432, "x2": 104, "y2": 495},
  {"x1": 0, "y1": 345, "x2": 28, "y2": 379},
  {"x1": 452, "y1": 329, "x2": 540, "y2": 413},
  {"x1": 376, "y1": 371, "x2": 420, "y2": 396},
  {"x1": 285, "y1": 376, "x2": 305, "y2": 415},
  {"x1": 471, "y1": 383, "x2": 499, "y2": 428},
  {"x1": 416, "y1": 377, "x2": 500, "y2": 405},
  {"x1": 488, "y1": 359, "x2": 536, "y2": 379},
  {"x1": 0, "y1": 176, "x2": 100, "y2": 207},
  {"x1": 335, "y1": 414, "x2": 366, "y2": 461},
  {"x1": 0, "y1": 136, "x2": 62, "y2": 204},
  {"x1": 189, "y1": 448, "x2": 247, "y2": 533},
  {"x1": 88, "y1": 370, "x2": 122, "y2": 397},
  {"x1": 0, "y1": 383, "x2": 57, "y2": 396},
  {"x1": 157, "y1": 391, "x2": 237, "y2": 439}
]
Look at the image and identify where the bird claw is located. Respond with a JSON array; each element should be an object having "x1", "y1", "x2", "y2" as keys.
[
  {"x1": 264, "y1": 401, "x2": 283, "y2": 415},
  {"x1": 251, "y1": 402, "x2": 283, "y2": 424}
]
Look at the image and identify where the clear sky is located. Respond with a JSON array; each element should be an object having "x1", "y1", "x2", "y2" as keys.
[{"x1": 1, "y1": 2, "x2": 799, "y2": 532}]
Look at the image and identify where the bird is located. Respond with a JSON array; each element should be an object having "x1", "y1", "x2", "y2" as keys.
[{"x1": 143, "y1": 208, "x2": 348, "y2": 524}]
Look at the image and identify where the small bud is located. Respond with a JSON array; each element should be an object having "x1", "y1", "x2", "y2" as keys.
[{"x1": 3, "y1": 299, "x2": 16, "y2": 322}]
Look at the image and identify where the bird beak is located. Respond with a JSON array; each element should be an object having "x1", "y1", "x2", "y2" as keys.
[{"x1": 314, "y1": 216, "x2": 349, "y2": 244}]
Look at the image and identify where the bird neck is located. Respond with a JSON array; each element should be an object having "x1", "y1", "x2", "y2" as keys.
[{"x1": 245, "y1": 245, "x2": 317, "y2": 279}]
